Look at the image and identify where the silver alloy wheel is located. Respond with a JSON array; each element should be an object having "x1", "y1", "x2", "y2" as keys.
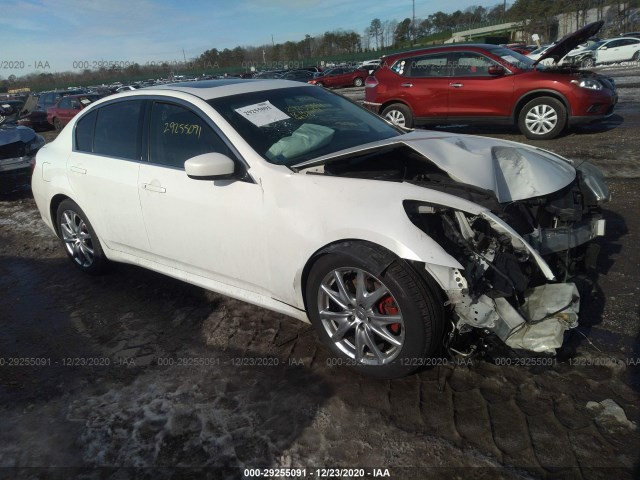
[
  {"x1": 384, "y1": 109, "x2": 406, "y2": 127},
  {"x1": 317, "y1": 267, "x2": 405, "y2": 365},
  {"x1": 60, "y1": 209, "x2": 94, "y2": 267},
  {"x1": 524, "y1": 104, "x2": 558, "y2": 135}
]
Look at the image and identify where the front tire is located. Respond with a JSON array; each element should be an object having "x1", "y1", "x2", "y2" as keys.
[
  {"x1": 518, "y1": 96, "x2": 566, "y2": 140},
  {"x1": 305, "y1": 245, "x2": 444, "y2": 379},
  {"x1": 56, "y1": 199, "x2": 107, "y2": 274},
  {"x1": 581, "y1": 57, "x2": 595, "y2": 68},
  {"x1": 381, "y1": 103, "x2": 414, "y2": 128}
]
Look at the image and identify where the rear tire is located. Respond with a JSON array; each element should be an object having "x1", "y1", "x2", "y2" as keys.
[
  {"x1": 518, "y1": 96, "x2": 566, "y2": 140},
  {"x1": 305, "y1": 244, "x2": 444, "y2": 379},
  {"x1": 381, "y1": 103, "x2": 414, "y2": 128},
  {"x1": 56, "y1": 199, "x2": 108, "y2": 274},
  {"x1": 353, "y1": 77, "x2": 364, "y2": 87},
  {"x1": 53, "y1": 118, "x2": 62, "y2": 131}
]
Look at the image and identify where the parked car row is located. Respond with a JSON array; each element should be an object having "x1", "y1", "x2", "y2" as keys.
[{"x1": 364, "y1": 21, "x2": 618, "y2": 140}]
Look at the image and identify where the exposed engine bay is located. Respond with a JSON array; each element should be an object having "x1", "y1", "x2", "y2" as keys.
[{"x1": 301, "y1": 141, "x2": 609, "y2": 356}]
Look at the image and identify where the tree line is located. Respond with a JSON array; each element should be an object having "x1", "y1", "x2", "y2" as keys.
[{"x1": 1, "y1": 0, "x2": 638, "y2": 92}]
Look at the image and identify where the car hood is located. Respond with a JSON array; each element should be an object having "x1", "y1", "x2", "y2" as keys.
[
  {"x1": 536, "y1": 20, "x2": 603, "y2": 65},
  {"x1": 0, "y1": 125, "x2": 37, "y2": 148},
  {"x1": 296, "y1": 130, "x2": 576, "y2": 203}
]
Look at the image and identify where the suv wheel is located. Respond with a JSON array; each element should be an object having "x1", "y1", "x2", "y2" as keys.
[
  {"x1": 381, "y1": 104, "x2": 413, "y2": 128},
  {"x1": 518, "y1": 97, "x2": 566, "y2": 140}
]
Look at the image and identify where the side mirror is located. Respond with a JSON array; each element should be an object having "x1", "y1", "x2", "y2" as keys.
[
  {"x1": 185, "y1": 152, "x2": 235, "y2": 180},
  {"x1": 488, "y1": 65, "x2": 506, "y2": 76}
]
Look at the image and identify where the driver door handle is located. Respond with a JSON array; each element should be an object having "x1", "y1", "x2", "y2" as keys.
[
  {"x1": 450, "y1": 83, "x2": 464, "y2": 88},
  {"x1": 400, "y1": 83, "x2": 413, "y2": 88},
  {"x1": 142, "y1": 183, "x2": 166, "y2": 193}
]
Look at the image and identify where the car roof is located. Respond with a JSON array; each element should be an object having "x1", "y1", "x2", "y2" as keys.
[
  {"x1": 148, "y1": 79, "x2": 315, "y2": 101},
  {"x1": 382, "y1": 43, "x2": 503, "y2": 59}
]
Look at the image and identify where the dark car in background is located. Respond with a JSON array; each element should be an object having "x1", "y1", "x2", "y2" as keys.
[
  {"x1": 279, "y1": 69, "x2": 315, "y2": 82},
  {"x1": 364, "y1": 21, "x2": 617, "y2": 139},
  {"x1": 0, "y1": 125, "x2": 45, "y2": 194},
  {"x1": 0, "y1": 99, "x2": 26, "y2": 126},
  {"x1": 308, "y1": 66, "x2": 369, "y2": 88}
]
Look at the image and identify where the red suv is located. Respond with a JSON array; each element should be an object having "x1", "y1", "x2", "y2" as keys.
[{"x1": 364, "y1": 21, "x2": 617, "y2": 140}]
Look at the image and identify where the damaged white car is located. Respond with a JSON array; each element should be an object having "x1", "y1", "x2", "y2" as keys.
[{"x1": 32, "y1": 80, "x2": 609, "y2": 378}]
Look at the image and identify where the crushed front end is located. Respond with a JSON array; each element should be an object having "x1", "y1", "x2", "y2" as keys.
[{"x1": 404, "y1": 160, "x2": 609, "y2": 356}]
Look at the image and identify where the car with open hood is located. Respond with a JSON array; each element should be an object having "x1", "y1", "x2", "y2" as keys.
[
  {"x1": 0, "y1": 125, "x2": 45, "y2": 194},
  {"x1": 32, "y1": 79, "x2": 609, "y2": 378},
  {"x1": 563, "y1": 37, "x2": 640, "y2": 67},
  {"x1": 364, "y1": 21, "x2": 617, "y2": 140}
]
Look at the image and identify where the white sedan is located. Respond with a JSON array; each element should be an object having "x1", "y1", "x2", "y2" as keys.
[{"x1": 32, "y1": 80, "x2": 609, "y2": 378}]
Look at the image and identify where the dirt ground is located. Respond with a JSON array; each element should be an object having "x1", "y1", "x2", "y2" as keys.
[{"x1": 1, "y1": 66, "x2": 639, "y2": 479}]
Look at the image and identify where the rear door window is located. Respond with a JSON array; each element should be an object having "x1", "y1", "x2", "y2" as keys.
[
  {"x1": 92, "y1": 100, "x2": 145, "y2": 160},
  {"x1": 392, "y1": 53, "x2": 451, "y2": 77}
]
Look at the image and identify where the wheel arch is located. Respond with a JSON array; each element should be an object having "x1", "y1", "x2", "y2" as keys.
[
  {"x1": 379, "y1": 99, "x2": 413, "y2": 115},
  {"x1": 299, "y1": 239, "x2": 446, "y2": 314},
  {"x1": 50, "y1": 193, "x2": 72, "y2": 237},
  {"x1": 513, "y1": 90, "x2": 571, "y2": 122}
]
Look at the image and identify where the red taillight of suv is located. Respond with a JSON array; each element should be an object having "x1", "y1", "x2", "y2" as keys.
[{"x1": 365, "y1": 76, "x2": 378, "y2": 88}]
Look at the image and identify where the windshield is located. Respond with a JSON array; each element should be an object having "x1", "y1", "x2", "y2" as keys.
[
  {"x1": 529, "y1": 44, "x2": 552, "y2": 55},
  {"x1": 208, "y1": 86, "x2": 401, "y2": 166},
  {"x1": 489, "y1": 46, "x2": 538, "y2": 70},
  {"x1": 586, "y1": 40, "x2": 606, "y2": 51}
]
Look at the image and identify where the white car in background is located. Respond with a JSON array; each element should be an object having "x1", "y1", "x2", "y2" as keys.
[
  {"x1": 32, "y1": 79, "x2": 609, "y2": 378},
  {"x1": 564, "y1": 37, "x2": 640, "y2": 67}
]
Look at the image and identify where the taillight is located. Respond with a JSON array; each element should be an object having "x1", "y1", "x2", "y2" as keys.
[{"x1": 365, "y1": 76, "x2": 378, "y2": 88}]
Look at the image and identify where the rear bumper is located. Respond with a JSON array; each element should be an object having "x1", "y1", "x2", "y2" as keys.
[{"x1": 362, "y1": 101, "x2": 382, "y2": 114}]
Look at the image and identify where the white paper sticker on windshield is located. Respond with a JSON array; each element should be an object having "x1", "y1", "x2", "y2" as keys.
[
  {"x1": 1, "y1": 104, "x2": 10, "y2": 108},
  {"x1": 502, "y1": 55, "x2": 519, "y2": 64},
  {"x1": 234, "y1": 101, "x2": 290, "y2": 127},
  {"x1": 80, "y1": 98, "x2": 91, "y2": 105}
]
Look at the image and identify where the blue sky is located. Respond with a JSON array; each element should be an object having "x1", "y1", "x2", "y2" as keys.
[{"x1": 1, "y1": 0, "x2": 503, "y2": 76}]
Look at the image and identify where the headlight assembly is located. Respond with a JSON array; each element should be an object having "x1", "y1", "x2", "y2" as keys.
[{"x1": 571, "y1": 78, "x2": 602, "y2": 90}]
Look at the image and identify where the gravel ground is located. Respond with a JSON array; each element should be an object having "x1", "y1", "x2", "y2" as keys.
[{"x1": 1, "y1": 65, "x2": 639, "y2": 479}]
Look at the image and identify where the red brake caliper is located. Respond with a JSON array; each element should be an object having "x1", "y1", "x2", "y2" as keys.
[{"x1": 378, "y1": 295, "x2": 401, "y2": 334}]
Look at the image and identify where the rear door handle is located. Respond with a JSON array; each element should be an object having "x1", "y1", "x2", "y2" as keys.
[
  {"x1": 70, "y1": 165, "x2": 86, "y2": 174},
  {"x1": 400, "y1": 83, "x2": 413, "y2": 88},
  {"x1": 449, "y1": 83, "x2": 464, "y2": 88},
  {"x1": 142, "y1": 183, "x2": 166, "y2": 193}
]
